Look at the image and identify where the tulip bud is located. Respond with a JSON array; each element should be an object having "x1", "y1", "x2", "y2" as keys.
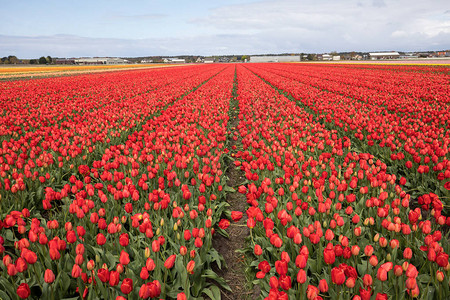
[
  {"x1": 369, "y1": 255, "x2": 378, "y2": 267},
  {"x1": 116, "y1": 264, "x2": 124, "y2": 274},
  {"x1": 436, "y1": 270, "x2": 444, "y2": 282},
  {"x1": 394, "y1": 265, "x2": 403, "y2": 276},
  {"x1": 156, "y1": 228, "x2": 160, "y2": 235},
  {"x1": 351, "y1": 245, "x2": 360, "y2": 256},
  {"x1": 44, "y1": 269, "x2": 55, "y2": 283},
  {"x1": 160, "y1": 219, "x2": 164, "y2": 226},
  {"x1": 186, "y1": 260, "x2": 195, "y2": 274},
  {"x1": 346, "y1": 277, "x2": 355, "y2": 288},
  {"x1": 386, "y1": 254, "x2": 391, "y2": 261},
  {"x1": 373, "y1": 233, "x2": 379, "y2": 242},
  {"x1": 87, "y1": 260, "x2": 95, "y2": 271},
  {"x1": 402, "y1": 261, "x2": 409, "y2": 271},
  {"x1": 145, "y1": 247, "x2": 150, "y2": 258}
]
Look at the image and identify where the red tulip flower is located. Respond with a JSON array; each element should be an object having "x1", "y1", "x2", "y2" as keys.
[
  {"x1": 164, "y1": 254, "x2": 176, "y2": 269},
  {"x1": 331, "y1": 267, "x2": 345, "y2": 285},
  {"x1": 44, "y1": 269, "x2": 55, "y2": 283},
  {"x1": 120, "y1": 278, "x2": 133, "y2": 294},
  {"x1": 16, "y1": 283, "x2": 30, "y2": 299}
]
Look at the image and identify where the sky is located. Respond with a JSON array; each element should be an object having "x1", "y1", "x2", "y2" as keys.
[{"x1": 1, "y1": 0, "x2": 450, "y2": 58}]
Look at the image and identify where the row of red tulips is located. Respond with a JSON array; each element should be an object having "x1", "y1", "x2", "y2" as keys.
[
  {"x1": 0, "y1": 65, "x2": 236, "y2": 299},
  {"x1": 231, "y1": 64, "x2": 449, "y2": 299},
  {"x1": 244, "y1": 63, "x2": 450, "y2": 214},
  {"x1": 0, "y1": 64, "x2": 226, "y2": 212}
]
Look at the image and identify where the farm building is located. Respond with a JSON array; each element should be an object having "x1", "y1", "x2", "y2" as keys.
[
  {"x1": 75, "y1": 57, "x2": 128, "y2": 65},
  {"x1": 163, "y1": 58, "x2": 186, "y2": 63},
  {"x1": 204, "y1": 57, "x2": 215, "y2": 63},
  {"x1": 369, "y1": 52, "x2": 400, "y2": 60},
  {"x1": 55, "y1": 58, "x2": 76, "y2": 65},
  {"x1": 249, "y1": 55, "x2": 301, "y2": 63}
]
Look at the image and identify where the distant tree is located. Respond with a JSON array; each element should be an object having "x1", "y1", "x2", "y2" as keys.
[
  {"x1": 46, "y1": 56, "x2": 52, "y2": 64},
  {"x1": 7, "y1": 56, "x2": 18, "y2": 64},
  {"x1": 39, "y1": 56, "x2": 47, "y2": 64},
  {"x1": 241, "y1": 55, "x2": 249, "y2": 62},
  {"x1": 1, "y1": 57, "x2": 8, "y2": 64},
  {"x1": 307, "y1": 54, "x2": 316, "y2": 61},
  {"x1": 30, "y1": 59, "x2": 38, "y2": 64}
]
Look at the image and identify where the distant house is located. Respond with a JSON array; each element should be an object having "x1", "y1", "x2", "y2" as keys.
[
  {"x1": 141, "y1": 59, "x2": 153, "y2": 63},
  {"x1": 249, "y1": 55, "x2": 301, "y2": 63},
  {"x1": 332, "y1": 56, "x2": 341, "y2": 61},
  {"x1": 369, "y1": 52, "x2": 400, "y2": 60},
  {"x1": 322, "y1": 54, "x2": 332, "y2": 61},
  {"x1": 204, "y1": 58, "x2": 215, "y2": 63},
  {"x1": 163, "y1": 58, "x2": 186, "y2": 63}
]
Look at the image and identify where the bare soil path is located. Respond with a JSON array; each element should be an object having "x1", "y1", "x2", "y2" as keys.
[{"x1": 212, "y1": 67, "x2": 258, "y2": 300}]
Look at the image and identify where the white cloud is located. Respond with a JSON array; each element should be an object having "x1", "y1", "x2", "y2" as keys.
[{"x1": 1, "y1": 0, "x2": 449, "y2": 57}]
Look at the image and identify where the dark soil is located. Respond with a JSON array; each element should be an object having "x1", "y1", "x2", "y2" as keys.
[{"x1": 212, "y1": 69, "x2": 260, "y2": 299}]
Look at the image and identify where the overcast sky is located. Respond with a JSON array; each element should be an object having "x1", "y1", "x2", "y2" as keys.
[{"x1": 1, "y1": 0, "x2": 449, "y2": 58}]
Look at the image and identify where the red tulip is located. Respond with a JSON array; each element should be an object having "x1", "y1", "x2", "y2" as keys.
[
  {"x1": 186, "y1": 260, "x2": 195, "y2": 274},
  {"x1": 254, "y1": 244, "x2": 263, "y2": 256},
  {"x1": 164, "y1": 254, "x2": 176, "y2": 269},
  {"x1": 279, "y1": 275, "x2": 291, "y2": 290},
  {"x1": 436, "y1": 252, "x2": 449, "y2": 268},
  {"x1": 297, "y1": 269, "x2": 307, "y2": 284},
  {"x1": 120, "y1": 278, "x2": 133, "y2": 294},
  {"x1": 71, "y1": 264, "x2": 82, "y2": 278},
  {"x1": 318, "y1": 279, "x2": 328, "y2": 293},
  {"x1": 119, "y1": 233, "x2": 129, "y2": 247},
  {"x1": 44, "y1": 269, "x2": 55, "y2": 283},
  {"x1": 117, "y1": 252, "x2": 129, "y2": 267},
  {"x1": 323, "y1": 243, "x2": 335, "y2": 265},
  {"x1": 218, "y1": 219, "x2": 230, "y2": 229},
  {"x1": 16, "y1": 283, "x2": 30, "y2": 299},
  {"x1": 331, "y1": 267, "x2": 345, "y2": 285},
  {"x1": 98, "y1": 268, "x2": 110, "y2": 283},
  {"x1": 109, "y1": 270, "x2": 120, "y2": 286},
  {"x1": 231, "y1": 211, "x2": 243, "y2": 222}
]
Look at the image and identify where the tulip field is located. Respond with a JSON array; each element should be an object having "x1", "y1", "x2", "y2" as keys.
[{"x1": 0, "y1": 63, "x2": 449, "y2": 299}]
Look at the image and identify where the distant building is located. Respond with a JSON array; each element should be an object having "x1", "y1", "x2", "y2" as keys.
[
  {"x1": 436, "y1": 51, "x2": 450, "y2": 57},
  {"x1": 74, "y1": 57, "x2": 128, "y2": 65},
  {"x1": 141, "y1": 59, "x2": 153, "y2": 63},
  {"x1": 369, "y1": 52, "x2": 400, "y2": 60},
  {"x1": 163, "y1": 58, "x2": 186, "y2": 63},
  {"x1": 399, "y1": 53, "x2": 418, "y2": 59},
  {"x1": 332, "y1": 56, "x2": 341, "y2": 61},
  {"x1": 322, "y1": 54, "x2": 332, "y2": 61},
  {"x1": 249, "y1": 55, "x2": 301, "y2": 63},
  {"x1": 204, "y1": 58, "x2": 215, "y2": 63},
  {"x1": 55, "y1": 58, "x2": 76, "y2": 65}
]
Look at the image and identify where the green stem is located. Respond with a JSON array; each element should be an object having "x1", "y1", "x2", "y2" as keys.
[
  {"x1": 32, "y1": 264, "x2": 44, "y2": 291},
  {"x1": 163, "y1": 268, "x2": 169, "y2": 297}
]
